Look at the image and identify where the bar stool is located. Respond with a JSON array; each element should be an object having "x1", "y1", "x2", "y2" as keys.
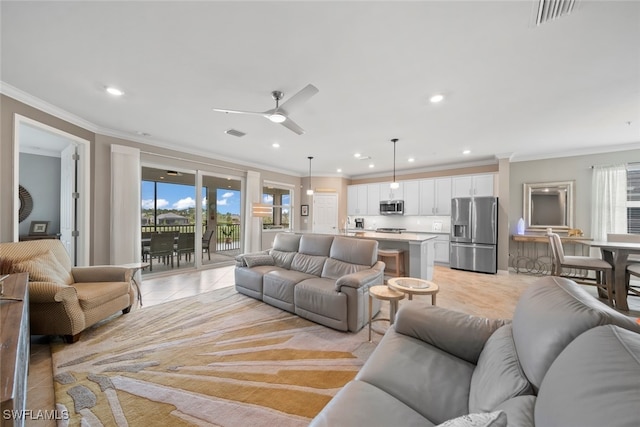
[
  {"x1": 378, "y1": 249, "x2": 405, "y2": 278},
  {"x1": 368, "y1": 285, "x2": 405, "y2": 342}
]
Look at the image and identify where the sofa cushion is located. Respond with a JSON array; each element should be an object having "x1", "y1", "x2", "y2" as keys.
[
  {"x1": 535, "y1": 325, "x2": 640, "y2": 427},
  {"x1": 512, "y1": 276, "x2": 640, "y2": 390},
  {"x1": 309, "y1": 380, "x2": 434, "y2": 427},
  {"x1": 469, "y1": 324, "x2": 533, "y2": 413},
  {"x1": 263, "y1": 269, "x2": 316, "y2": 312},
  {"x1": 355, "y1": 328, "x2": 475, "y2": 424},
  {"x1": 11, "y1": 250, "x2": 73, "y2": 285},
  {"x1": 73, "y1": 281, "x2": 131, "y2": 311},
  {"x1": 329, "y1": 236, "x2": 378, "y2": 266},
  {"x1": 272, "y1": 233, "x2": 301, "y2": 252},
  {"x1": 294, "y1": 277, "x2": 347, "y2": 324},
  {"x1": 435, "y1": 411, "x2": 507, "y2": 427},
  {"x1": 291, "y1": 253, "x2": 327, "y2": 276},
  {"x1": 321, "y1": 258, "x2": 369, "y2": 280},
  {"x1": 243, "y1": 253, "x2": 275, "y2": 268},
  {"x1": 235, "y1": 265, "x2": 281, "y2": 298},
  {"x1": 270, "y1": 250, "x2": 296, "y2": 269},
  {"x1": 299, "y1": 234, "x2": 334, "y2": 256}
]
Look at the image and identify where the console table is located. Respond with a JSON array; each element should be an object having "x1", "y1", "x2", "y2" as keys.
[
  {"x1": 1, "y1": 273, "x2": 29, "y2": 427},
  {"x1": 511, "y1": 234, "x2": 592, "y2": 275}
]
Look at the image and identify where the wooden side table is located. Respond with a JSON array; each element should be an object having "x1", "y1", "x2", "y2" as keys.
[
  {"x1": 388, "y1": 277, "x2": 439, "y2": 305},
  {"x1": 368, "y1": 285, "x2": 405, "y2": 342}
]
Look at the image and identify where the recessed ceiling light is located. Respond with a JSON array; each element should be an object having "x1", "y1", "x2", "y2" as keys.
[
  {"x1": 408, "y1": 158, "x2": 415, "y2": 162},
  {"x1": 430, "y1": 94, "x2": 444, "y2": 103},
  {"x1": 272, "y1": 143, "x2": 280, "y2": 148},
  {"x1": 354, "y1": 153, "x2": 361, "y2": 158},
  {"x1": 463, "y1": 149, "x2": 471, "y2": 155},
  {"x1": 337, "y1": 168, "x2": 342, "y2": 173},
  {"x1": 106, "y1": 86, "x2": 124, "y2": 96},
  {"x1": 369, "y1": 163, "x2": 374, "y2": 168}
]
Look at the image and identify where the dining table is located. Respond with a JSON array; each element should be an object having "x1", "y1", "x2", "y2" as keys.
[{"x1": 589, "y1": 240, "x2": 640, "y2": 311}]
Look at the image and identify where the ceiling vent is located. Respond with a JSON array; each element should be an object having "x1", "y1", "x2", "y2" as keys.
[
  {"x1": 535, "y1": 0, "x2": 576, "y2": 25},
  {"x1": 225, "y1": 129, "x2": 246, "y2": 137},
  {"x1": 358, "y1": 156, "x2": 372, "y2": 161}
]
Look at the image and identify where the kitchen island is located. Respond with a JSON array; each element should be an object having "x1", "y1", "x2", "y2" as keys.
[{"x1": 343, "y1": 231, "x2": 438, "y2": 280}]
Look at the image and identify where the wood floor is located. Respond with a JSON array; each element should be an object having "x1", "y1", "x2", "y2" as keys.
[{"x1": 24, "y1": 265, "x2": 640, "y2": 426}]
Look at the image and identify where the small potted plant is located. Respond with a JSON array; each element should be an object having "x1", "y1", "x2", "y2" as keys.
[{"x1": 222, "y1": 226, "x2": 233, "y2": 244}]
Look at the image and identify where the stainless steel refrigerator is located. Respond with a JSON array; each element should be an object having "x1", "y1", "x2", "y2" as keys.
[{"x1": 450, "y1": 196, "x2": 498, "y2": 274}]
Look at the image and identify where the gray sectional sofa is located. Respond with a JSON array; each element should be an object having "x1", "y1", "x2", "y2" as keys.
[
  {"x1": 234, "y1": 233, "x2": 385, "y2": 332},
  {"x1": 311, "y1": 276, "x2": 640, "y2": 427}
]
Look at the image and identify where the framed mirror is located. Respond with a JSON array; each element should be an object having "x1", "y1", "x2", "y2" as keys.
[{"x1": 523, "y1": 181, "x2": 575, "y2": 231}]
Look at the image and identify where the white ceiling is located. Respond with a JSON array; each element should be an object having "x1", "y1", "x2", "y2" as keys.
[{"x1": 2, "y1": 1, "x2": 639, "y2": 178}]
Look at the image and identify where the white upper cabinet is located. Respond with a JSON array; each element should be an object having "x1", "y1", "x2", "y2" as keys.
[
  {"x1": 451, "y1": 174, "x2": 495, "y2": 198},
  {"x1": 379, "y1": 182, "x2": 403, "y2": 201},
  {"x1": 419, "y1": 177, "x2": 451, "y2": 216},
  {"x1": 347, "y1": 185, "x2": 369, "y2": 215},
  {"x1": 367, "y1": 184, "x2": 381, "y2": 215},
  {"x1": 403, "y1": 180, "x2": 420, "y2": 215}
]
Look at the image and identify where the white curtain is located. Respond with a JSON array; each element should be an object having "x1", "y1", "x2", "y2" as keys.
[
  {"x1": 244, "y1": 170, "x2": 262, "y2": 253},
  {"x1": 591, "y1": 164, "x2": 627, "y2": 246},
  {"x1": 110, "y1": 144, "x2": 141, "y2": 265}
]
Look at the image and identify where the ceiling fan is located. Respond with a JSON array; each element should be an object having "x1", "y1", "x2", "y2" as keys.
[{"x1": 213, "y1": 84, "x2": 319, "y2": 135}]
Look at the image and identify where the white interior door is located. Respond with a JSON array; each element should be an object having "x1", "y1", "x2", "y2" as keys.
[
  {"x1": 312, "y1": 193, "x2": 338, "y2": 234},
  {"x1": 60, "y1": 144, "x2": 77, "y2": 263}
]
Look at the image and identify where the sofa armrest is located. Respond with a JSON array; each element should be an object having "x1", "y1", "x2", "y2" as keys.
[
  {"x1": 335, "y1": 261, "x2": 385, "y2": 291},
  {"x1": 394, "y1": 303, "x2": 509, "y2": 364},
  {"x1": 71, "y1": 266, "x2": 131, "y2": 283},
  {"x1": 28, "y1": 281, "x2": 77, "y2": 304}
]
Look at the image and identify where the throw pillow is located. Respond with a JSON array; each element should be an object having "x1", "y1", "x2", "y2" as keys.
[
  {"x1": 11, "y1": 250, "x2": 73, "y2": 285},
  {"x1": 436, "y1": 411, "x2": 507, "y2": 427},
  {"x1": 243, "y1": 253, "x2": 275, "y2": 268}
]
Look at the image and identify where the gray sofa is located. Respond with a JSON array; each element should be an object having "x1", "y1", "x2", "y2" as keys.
[
  {"x1": 311, "y1": 276, "x2": 640, "y2": 427},
  {"x1": 234, "y1": 233, "x2": 385, "y2": 332}
]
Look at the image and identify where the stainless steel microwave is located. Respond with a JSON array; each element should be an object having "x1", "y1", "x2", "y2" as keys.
[{"x1": 380, "y1": 200, "x2": 404, "y2": 215}]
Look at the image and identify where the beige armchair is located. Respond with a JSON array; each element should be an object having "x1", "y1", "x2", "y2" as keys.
[{"x1": 0, "y1": 240, "x2": 135, "y2": 343}]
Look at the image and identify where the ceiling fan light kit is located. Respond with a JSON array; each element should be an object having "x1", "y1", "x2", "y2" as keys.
[{"x1": 212, "y1": 84, "x2": 319, "y2": 135}]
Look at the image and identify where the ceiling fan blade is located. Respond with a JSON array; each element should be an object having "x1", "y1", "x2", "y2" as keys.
[
  {"x1": 280, "y1": 117, "x2": 305, "y2": 135},
  {"x1": 279, "y1": 84, "x2": 319, "y2": 114},
  {"x1": 212, "y1": 108, "x2": 266, "y2": 117}
]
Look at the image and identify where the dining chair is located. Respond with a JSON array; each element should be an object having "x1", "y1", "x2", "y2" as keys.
[
  {"x1": 141, "y1": 232, "x2": 154, "y2": 261},
  {"x1": 176, "y1": 233, "x2": 195, "y2": 267},
  {"x1": 202, "y1": 229, "x2": 214, "y2": 260},
  {"x1": 148, "y1": 233, "x2": 175, "y2": 271},
  {"x1": 607, "y1": 233, "x2": 640, "y2": 298},
  {"x1": 547, "y1": 232, "x2": 613, "y2": 305}
]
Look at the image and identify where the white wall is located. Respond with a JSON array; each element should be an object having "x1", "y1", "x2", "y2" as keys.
[{"x1": 18, "y1": 153, "x2": 60, "y2": 236}]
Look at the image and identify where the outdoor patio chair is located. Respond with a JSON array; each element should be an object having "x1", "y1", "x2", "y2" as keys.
[
  {"x1": 202, "y1": 229, "x2": 214, "y2": 260},
  {"x1": 148, "y1": 233, "x2": 175, "y2": 271},
  {"x1": 176, "y1": 233, "x2": 195, "y2": 267}
]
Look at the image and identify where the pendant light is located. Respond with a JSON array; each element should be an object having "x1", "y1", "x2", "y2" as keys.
[
  {"x1": 390, "y1": 138, "x2": 400, "y2": 190},
  {"x1": 306, "y1": 156, "x2": 314, "y2": 195}
]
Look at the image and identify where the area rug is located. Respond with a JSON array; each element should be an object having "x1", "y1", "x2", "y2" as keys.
[{"x1": 50, "y1": 287, "x2": 378, "y2": 426}]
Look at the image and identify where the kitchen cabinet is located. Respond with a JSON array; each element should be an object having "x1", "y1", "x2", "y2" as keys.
[
  {"x1": 367, "y1": 184, "x2": 380, "y2": 215},
  {"x1": 347, "y1": 185, "x2": 369, "y2": 215},
  {"x1": 419, "y1": 177, "x2": 452, "y2": 216},
  {"x1": 433, "y1": 234, "x2": 450, "y2": 264},
  {"x1": 451, "y1": 174, "x2": 495, "y2": 198},
  {"x1": 403, "y1": 180, "x2": 420, "y2": 215},
  {"x1": 379, "y1": 182, "x2": 403, "y2": 202}
]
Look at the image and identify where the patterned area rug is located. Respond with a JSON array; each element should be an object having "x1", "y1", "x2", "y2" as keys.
[{"x1": 50, "y1": 287, "x2": 378, "y2": 426}]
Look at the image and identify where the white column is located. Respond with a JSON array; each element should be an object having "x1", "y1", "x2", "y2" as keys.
[
  {"x1": 244, "y1": 170, "x2": 262, "y2": 253},
  {"x1": 110, "y1": 144, "x2": 141, "y2": 264}
]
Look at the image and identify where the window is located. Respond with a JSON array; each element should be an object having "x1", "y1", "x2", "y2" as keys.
[
  {"x1": 626, "y1": 163, "x2": 640, "y2": 234},
  {"x1": 141, "y1": 180, "x2": 206, "y2": 233},
  {"x1": 262, "y1": 185, "x2": 292, "y2": 230}
]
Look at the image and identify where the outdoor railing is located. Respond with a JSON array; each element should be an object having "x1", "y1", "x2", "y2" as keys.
[{"x1": 141, "y1": 223, "x2": 241, "y2": 252}]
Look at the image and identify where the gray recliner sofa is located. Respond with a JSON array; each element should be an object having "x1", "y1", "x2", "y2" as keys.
[
  {"x1": 311, "y1": 276, "x2": 640, "y2": 427},
  {"x1": 235, "y1": 233, "x2": 385, "y2": 332}
]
